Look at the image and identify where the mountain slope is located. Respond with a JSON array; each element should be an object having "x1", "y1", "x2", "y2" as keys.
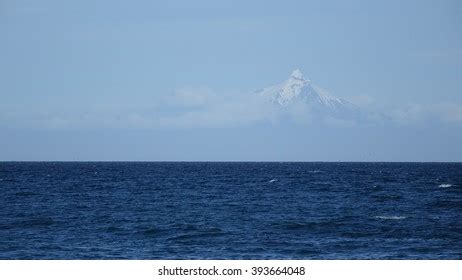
[{"x1": 257, "y1": 69, "x2": 361, "y2": 121}]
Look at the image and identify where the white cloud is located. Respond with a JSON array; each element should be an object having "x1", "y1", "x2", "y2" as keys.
[
  {"x1": 388, "y1": 103, "x2": 427, "y2": 124},
  {"x1": 387, "y1": 102, "x2": 462, "y2": 125},
  {"x1": 347, "y1": 94, "x2": 375, "y2": 107},
  {"x1": 2, "y1": 88, "x2": 462, "y2": 130},
  {"x1": 167, "y1": 87, "x2": 215, "y2": 107},
  {"x1": 324, "y1": 116, "x2": 357, "y2": 127},
  {"x1": 158, "y1": 90, "x2": 280, "y2": 128}
]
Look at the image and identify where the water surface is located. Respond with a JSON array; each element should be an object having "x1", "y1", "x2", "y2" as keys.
[{"x1": 0, "y1": 162, "x2": 461, "y2": 259}]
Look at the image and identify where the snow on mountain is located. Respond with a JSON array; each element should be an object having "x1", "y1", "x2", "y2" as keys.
[
  {"x1": 257, "y1": 69, "x2": 361, "y2": 121},
  {"x1": 258, "y1": 69, "x2": 355, "y2": 108}
]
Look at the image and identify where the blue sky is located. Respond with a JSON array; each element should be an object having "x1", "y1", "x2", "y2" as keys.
[{"x1": 1, "y1": 0, "x2": 461, "y2": 161}]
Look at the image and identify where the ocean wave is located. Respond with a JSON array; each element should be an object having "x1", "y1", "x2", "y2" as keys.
[
  {"x1": 438, "y1": 184, "x2": 453, "y2": 188},
  {"x1": 268, "y1": 179, "x2": 277, "y2": 183},
  {"x1": 15, "y1": 191, "x2": 38, "y2": 197},
  {"x1": 271, "y1": 220, "x2": 338, "y2": 231},
  {"x1": 374, "y1": 215, "x2": 407, "y2": 220},
  {"x1": 272, "y1": 221, "x2": 315, "y2": 230},
  {"x1": 106, "y1": 226, "x2": 124, "y2": 233},
  {"x1": 168, "y1": 227, "x2": 225, "y2": 241},
  {"x1": 1, "y1": 218, "x2": 56, "y2": 230},
  {"x1": 168, "y1": 231, "x2": 225, "y2": 241},
  {"x1": 138, "y1": 227, "x2": 165, "y2": 237},
  {"x1": 431, "y1": 199, "x2": 462, "y2": 209}
]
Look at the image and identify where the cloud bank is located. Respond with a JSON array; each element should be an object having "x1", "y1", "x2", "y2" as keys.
[
  {"x1": 1, "y1": 69, "x2": 461, "y2": 130},
  {"x1": 1, "y1": 88, "x2": 461, "y2": 130}
]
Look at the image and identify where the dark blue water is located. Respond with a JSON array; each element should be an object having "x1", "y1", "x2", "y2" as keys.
[{"x1": 0, "y1": 162, "x2": 461, "y2": 259}]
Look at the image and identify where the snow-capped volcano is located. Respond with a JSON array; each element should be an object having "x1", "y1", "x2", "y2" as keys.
[{"x1": 258, "y1": 69, "x2": 356, "y2": 111}]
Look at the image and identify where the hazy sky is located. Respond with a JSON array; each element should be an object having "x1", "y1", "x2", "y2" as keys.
[{"x1": 1, "y1": 0, "x2": 461, "y2": 161}]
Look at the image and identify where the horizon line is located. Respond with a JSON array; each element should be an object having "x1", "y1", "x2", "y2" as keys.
[{"x1": 1, "y1": 160, "x2": 461, "y2": 163}]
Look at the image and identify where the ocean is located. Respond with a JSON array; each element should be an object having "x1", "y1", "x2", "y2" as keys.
[{"x1": 0, "y1": 162, "x2": 461, "y2": 259}]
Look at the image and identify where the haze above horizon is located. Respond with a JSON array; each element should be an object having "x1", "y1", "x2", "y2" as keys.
[{"x1": 1, "y1": 0, "x2": 461, "y2": 161}]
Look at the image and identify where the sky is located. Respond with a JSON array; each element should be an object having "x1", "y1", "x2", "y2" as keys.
[{"x1": 1, "y1": 0, "x2": 461, "y2": 161}]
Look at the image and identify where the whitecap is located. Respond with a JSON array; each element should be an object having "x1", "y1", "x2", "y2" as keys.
[
  {"x1": 309, "y1": 170, "x2": 323, "y2": 173},
  {"x1": 268, "y1": 179, "x2": 277, "y2": 183},
  {"x1": 374, "y1": 215, "x2": 407, "y2": 220},
  {"x1": 438, "y1": 184, "x2": 452, "y2": 188}
]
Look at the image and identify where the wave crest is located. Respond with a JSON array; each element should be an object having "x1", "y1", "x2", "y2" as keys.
[{"x1": 374, "y1": 215, "x2": 407, "y2": 220}]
